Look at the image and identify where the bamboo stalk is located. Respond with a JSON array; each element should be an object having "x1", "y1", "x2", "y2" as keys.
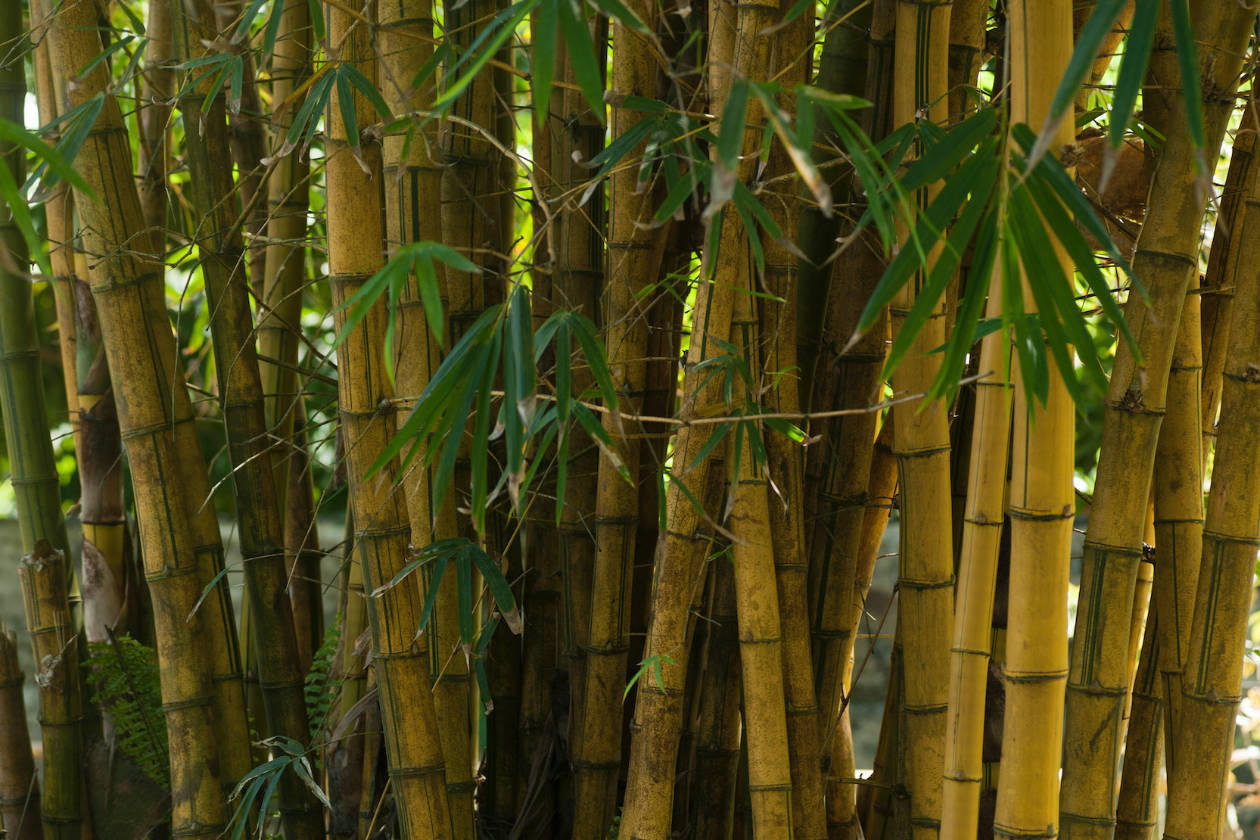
[
  {"x1": 1058, "y1": 4, "x2": 1256, "y2": 836},
  {"x1": 826, "y1": 416, "x2": 897, "y2": 839},
  {"x1": 728, "y1": 293, "x2": 794, "y2": 837},
  {"x1": 619, "y1": 244, "x2": 738, "y2": 840},
  {"x1": 1201, "y1": 102, "x2": 1257, "y2": 452},
  {"x1": 0, "y1": 16, "x2": 83, "y2": 834},
  {"x1": 43, "y1": 0, "x2": 255, "y2": 828},
  {"x1": 757, "y1": 10, "x2": 826, "y2": 830},
  {"x1": 378, "y1": 2, "x2": 477, "y2": 833},
  {"x1": 890, "y1": 3, "x2": 954, "y2": 836},
  {"x1": 939, "y1": 268, "x2": 1010, "y2": 840},
  {"x1": 17, "y1": 543, "x2": 83, "y2": 840},
  {"x1": 1162, "y1": 121, "x2": 1260, "y2": 839},
  {"x1": 31, "y1": 0, "x2": 126, "y2": 646},
  {"x1": 1148, "y1": 223, "x2": 1206, "y2": 783},
  {"x1": 0, "y1": 626, "x2": 39, "y2": 840},
  {"x1": 327, "y1": 530, "x2": 368, "y2": 840},
  {"x1": 257, "y1": 0, "x2": 313, "y2": 600},
  {"x1": 570, "y1": 0, "x2": 653, "y2": 816},
  {"x1": 688, "y1": 560, "x2": 742, "y2": 839},
  {"x1": 137, "y1": 0, "x2": 172, "y2": 254},
  {"x1": 325, "y1": 6, "x2": 453, "y2": 837},
  {"x1": 947, "y1": 0, "x2": 987, "y2": 122},
  {"x1": 169, "y1": 3, "x2": 320, "y2": 835},
  {"x1": 1114, "y1": 609, "x2": 1161, "y2": 840},
  {"x1": 1072, "y1": 1, "x2": 1135, "y2": 112},
  {"x1": 994, "y1": 4, "x2": 1074, "y2": 836}
]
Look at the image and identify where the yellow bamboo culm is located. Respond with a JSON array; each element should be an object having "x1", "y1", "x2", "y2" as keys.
[
  {"x1": 994, "y1": 3, "x2": 1074, "y2": 838},
  {"x1": 890, "y1": 2, "x2": 954, "y2": 836},
  {"x1": 42, "y1": 0, "x2": 252, "y2": 831},
  {"x1": 1162, "y1": 85, "x2": 1260, "y2": 840},
  {"x1": 1152, "y1": 275, "x2": 1204, "y2": 762},
  {"x1": 1058, "y1": 3, "x2": 1256, "y2": 836},
  {"x1": 1114, "y1": 609, "x2": 1161, "y2": 840},
  {"x1": 728, "y1": 290, "x2": 793, "y2": 838},
  {"x1": 325, "y1": 6, "x2": 453, "y2": 838},
  {"x1": 571, "y1": 0, "x2": 662, "y2": 823},
  {"x1": 939, "y1": 265, "x2": 1010, "y2": 840},
  {"x1": 377, "y1": 2, "x2": 477, "y2": 834}
]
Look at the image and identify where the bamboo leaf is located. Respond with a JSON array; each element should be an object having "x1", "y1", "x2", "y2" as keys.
[
  {"x1": 884, "y1": 154, "x2": 998, "y2": 376},
  {"x1": 457, "y1": 549, "x2": 475, "y2": 651},
  {"x1": 342, "y1": 63, "x2": 392, "y2": 120},
  {"x1": 335, "y1": 70, "x2": 358, "y2": 147},
  {"x1": 415, "y1": 553, "x2": 452, "y2": 637},
  {"x1": 687, "y1": 422, "x2": 733, "y2": 474},
  {"x1": 533, "y1": 0, "x2": 559, "y2": 124},
  {"x1": 433, "y1": 0, "x2": 533, "y2": 112},
  {"x1": 470, "y1": 546, "x2": 522, "y2": 633},
  {"x1": 1109, "y1": 0, "x2": 1158, "y2": 149},
  {"x1": 415, "y1": 253, "x2": 445, "y2": 347},
  {"x1": 470, "y1": 329, "x2": 501, "y2": 532},
  {"x1": 570, "y1": 313, "x2": 619, "y2": 413},
  {"x1": 1168, "y1": 0, "x2": 1204, "y2": 159},
  {"x1": 717, "y1": 79, "x2": 749, "y2": 171},
  {"x1": 558, "y1": 0, "x2": 605, "y2": 121}
]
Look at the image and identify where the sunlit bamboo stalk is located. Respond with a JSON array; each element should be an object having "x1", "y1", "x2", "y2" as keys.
[
  {"x1": 1162, "y1": 120, "x2": 1260, "y2": 839},
  {"x1": 571, "y1": 0, "x2": 655, "y2": 815},
  {"x1": 379, "y1": 2, "x2": 476, "y2": 832},
  {"x1": 993, "y1": 4, "x2": 1074, "y2": 836},
  {"x1": 1058, "y1": 4, "x2": 1255, "y2": 836},
  {"x1": 939, "y1": 267, "x2": 1009, "y2": 840}
]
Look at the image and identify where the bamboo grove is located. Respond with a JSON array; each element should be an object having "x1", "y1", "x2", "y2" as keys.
[{"x1": 4, "y1": 0, "x2": 1260, "y2": 838}]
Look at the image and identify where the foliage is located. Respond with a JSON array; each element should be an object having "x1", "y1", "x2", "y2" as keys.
[
  {"x1": 84, "y1": 635, "x2": 169, "y2": 790},
  {"x1": 303, "y1": 613, "x2": 342, "y2": 745},
  {"x1": 224, "y1": 736, "x2": 331, "y2": 840}
]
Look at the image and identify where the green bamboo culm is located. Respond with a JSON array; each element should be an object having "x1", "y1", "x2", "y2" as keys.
[{"x1": 0, "y1": 6, "x2": 84, "y2": 838}]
